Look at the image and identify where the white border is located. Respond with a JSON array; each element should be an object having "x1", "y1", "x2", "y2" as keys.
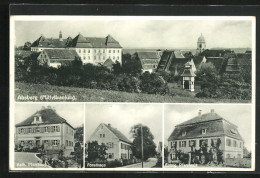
[{"x1": 9, "y1": 15, "x2": 256, "y2": 172}]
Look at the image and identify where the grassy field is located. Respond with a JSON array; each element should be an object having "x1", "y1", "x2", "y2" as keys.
[{"x1": 15, "y1": 82, "x2": 250, "y2": 103}]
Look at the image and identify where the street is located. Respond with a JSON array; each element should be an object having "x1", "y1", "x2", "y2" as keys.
[
  {"x1": 122, "y1": 158, "x2": 158, "y2": 168},
  {"x1": 15, "y1": 152, "x2": 50, "y2": 168}
]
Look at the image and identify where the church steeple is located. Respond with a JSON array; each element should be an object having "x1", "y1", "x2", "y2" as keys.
[{"x1": 197, "y1": 33, "x2": 206, "y2": 53}]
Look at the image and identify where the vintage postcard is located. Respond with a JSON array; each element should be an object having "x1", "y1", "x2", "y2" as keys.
[
  {"x1": 9, "y1": 15, "x2": 255, "y2": 172},
  {"x1": 10, "y1": 16, "x2": 255, "y2": 103}
]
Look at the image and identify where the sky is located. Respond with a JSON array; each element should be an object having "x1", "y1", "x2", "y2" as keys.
[
  {"x1": 15, "y1": 18, "x2": 252, "y2": 48},
  {"x1": 85, "y1": 104, "x2": 162, "y2": 148},
  {"x1": 164, "y1": 104, "x2": 252, "y2": 150},
  {"x1": 15, "y1": 103, "x2": 84, "y2": 128}
]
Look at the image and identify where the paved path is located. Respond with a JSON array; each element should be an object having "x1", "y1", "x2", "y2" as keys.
[
  {"x1": 15, "y1": 152, "x2": 50, "y2": 168},
  {"x1": 122, "y1": 158, "x2": 158, "y2": 168}
]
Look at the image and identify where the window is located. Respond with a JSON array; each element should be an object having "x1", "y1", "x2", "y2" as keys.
[
  {"x1": 100, "y1": 134, "x2": 102, "y2": 138},
  {"x1": 83, "y1": 49, "x2": 86, "y2": 53},
  {"x1": 83, "y1": 57, "x2": 86, "y2": 60},
  {"x1": 233, "y1": 140, "x2": 237, "y2": 147},
  {"x1": 32, "y1": 128, "x2": 36, "y2": 133},
  {"x1": 94, "y1": 50, "x2": 96, "y2": 53},
  {"x1": 189, "y1": 140, "x2": 196, "y2": 147},
  {"x1": 182, "y1": 131, "x2": 186, "y2": 136},
  {"x1": 44, "y1": 127, "x2": 48, "y2": 132},
  {"x1": 107, "y1": 153, "x2": 114, "y2": 159},
  {"x1": 171, "y1": 141, "x2": 177, "y2": 148},
  {"x1": 109, "y1": 50, "x2": 111, "y2": 53},
  {"x1": 66, "y1": 140, "x2": 68, "y2": 146},
  {"x1": 103, "y1": 134, "x2": 105, "y2": 138},
  {"x1": 36, "y1": 127, "x2": 40, "y2": 133},
  {"x1": 54, "y1": 126, "x2": 59, "y2": 132},
  {"x1": 103, "y1": 56, "x2": 105, "y2": 60},
  {"x1": 28, "y1": 128, "x2": 32, "y2": 133},
  {"x1": 94, "y1": 56, "x2": 96, "y2": 60},
  {"x1": 202, "y1": 129, "x2": 207, "y2": 134},
  {"x1": 88, "y1": 50, "x2": 90, "y2": 53},
  {"x1": 79, "y1": 49, "x2": 81, "y2": 53},
  {"x1": 88, "y1": 56, "x2": 90, "y2": 60},
  {"x1": 240, "y1": 142, "x2": 242, "y2": 148},
  {"x1": 121, "y1": 153, "x2": 127, "y2": 159},
  {"x1": 226, "y1": 154, "x2": 230, "y2": 158},
  {"x1": 226, "y1": 138, "x2": 231, "y2": 146},
  {"x1": 113, "y1": 50, "x2": 115, "y2": 53},
  {"x1": 117, "y1": 56, "x2": 119, "y2": 60},
  {"x1": 113, "y1": 56, "x2": 115, "y2": 60},
  {"x1": 118, "y1": 50, "x2": 119, "y2": 53},
  {"x1": 103, "y1": 50, "x2": 105, "y2": 53},
  {"x1": 179, "y1": 141, "x2": 186, "y2": 147},
  {"x1": 237, "y1": 154, "x2": 241, "y2": 158},
  {"x1": 52, "y1": 140, "x2": 60, "y2": 146},
  {"x1": 107, "y1": 142, "x2": 114, "y2": 148}
]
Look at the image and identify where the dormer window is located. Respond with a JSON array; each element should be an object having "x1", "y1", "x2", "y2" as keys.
[
  {"x1": 202, "y1": 129, "x2": 207, "y2": 134},
  {"x1": 182, "y1": 131, "x2": 186, "y2": 136},
  {"x1": 230, "y1": 129, "x2": 237, "y2": 134}
]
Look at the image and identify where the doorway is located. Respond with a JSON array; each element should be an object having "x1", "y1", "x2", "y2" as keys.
[{"x1": 184, "y1": 81, "x2": 189, "y2": 90}]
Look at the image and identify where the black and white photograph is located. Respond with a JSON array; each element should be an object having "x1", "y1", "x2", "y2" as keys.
[
  {"x1": 11, "y1": 103, "x2": 84, "y2": 169},
  {"x1": 12, "y1": 16, "x2": 254, "y2": 103},
  {"x1": 84, "y1": 104, "x2": 162, "y2": 169},
  {"x1": 164, "y1": 104, "x2": 253, "y2": 170}
]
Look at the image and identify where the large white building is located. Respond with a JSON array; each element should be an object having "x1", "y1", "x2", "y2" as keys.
[{"x1": 31, "y1": 32, "x2": 122, "y2": 65}]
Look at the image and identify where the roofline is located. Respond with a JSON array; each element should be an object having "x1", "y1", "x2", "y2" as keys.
[
  {"x1": 119, "y1": 139, "x2": 132, "y2": 145},
  {"x1": 15, "y1": 121, "x2": 75, "y2": 130},
  {"x1": 176, "y1": 118, "x2": 223, "y2": 127},
  {"x1": 168, "y1": 134, "x2": 243, "y2": 141}
]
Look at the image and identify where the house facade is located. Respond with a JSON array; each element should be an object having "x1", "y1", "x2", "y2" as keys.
[
  {"x1": 31, "y1": 32, "x2": 122, "y2": 65},
  {"x1": 167, "y1": 109, "x2": 244, "y2": 163},
  {"x1": 88, "y1": 123, "x2": 132, "y2": 161},
  {"x1": 15, "y1": 107, "x2": 75, "y2": 157},
  {"x1": 37, "y1": 49, "x2": 80, "y2": 68}
]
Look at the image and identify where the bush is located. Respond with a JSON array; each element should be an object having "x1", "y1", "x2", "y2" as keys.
[{"x1": 106, "y1": 159, "x2": 123, "y2": 168}]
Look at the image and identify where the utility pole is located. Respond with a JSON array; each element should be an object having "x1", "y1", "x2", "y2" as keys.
[{"x1": 141, "y1": 125, "x2": 144, "y2": 168}]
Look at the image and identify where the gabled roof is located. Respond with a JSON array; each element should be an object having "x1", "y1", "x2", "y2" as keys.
[
  {"x1": 204, "y1": 57, "x2": 224, "y2": 72},
  {"x1": 16, "y1": 108, "x2": 75, "y2": 130},
  {"x1": 168, "y1": 111, "x2": 243, "y2": 141},
  {"x1": 137, "y1": 52, "x2": 159, "y2": 59},
  {"x1": 44, "y1": 49, "x2": 79, "y2": 59},
  {"x1": 157, "y1": 50, "x2": 175, "y2": 71},
  {"x1": 104, "y1": 124, "x2": 132, "y2": 144},
  {"x1": 103, "y1": 58, "x2": 114, "y2": 69},
  {"x1": 68, "y1": 34, "x2": 122, "y2": 48},
  {"x1": 31, "y1": 35, "x2": 67, "y2": 48}
]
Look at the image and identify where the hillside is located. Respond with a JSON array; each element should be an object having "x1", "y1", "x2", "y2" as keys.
[{"x1": 15, "y1": 82, "x2": 249, "y2": 103}]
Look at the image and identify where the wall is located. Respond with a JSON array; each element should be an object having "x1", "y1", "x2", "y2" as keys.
[
  {"x1": 224, "y1": 136, "x2": 243, "y2": 159},
  {"x1": 89, "y1": 124, "x2": 120, "y2": 161}
]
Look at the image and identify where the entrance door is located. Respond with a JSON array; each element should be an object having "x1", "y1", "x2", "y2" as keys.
[
  {"x1": 36, "y1": 140, "x2": 41, "y2": 147},
  {"x1": 184, "y1": 81, "x2": 189, "y2": 90}
]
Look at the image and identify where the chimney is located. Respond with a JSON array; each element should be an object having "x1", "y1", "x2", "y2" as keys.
[
  {"x1": 211, "y1": 109, "x2": 214, "y2": 113},
  {"x1": 59, "y1": 31, "x2": 62, "y2": 41}
]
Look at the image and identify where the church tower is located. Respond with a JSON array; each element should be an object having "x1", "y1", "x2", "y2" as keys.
[{"x1": 197, "y1": 33, "x2": 206, "y2": 53}]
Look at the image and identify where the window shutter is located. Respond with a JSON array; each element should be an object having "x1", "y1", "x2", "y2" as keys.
[{"x1": 57, "y1": 126, "x2": 60, "y2": 132}]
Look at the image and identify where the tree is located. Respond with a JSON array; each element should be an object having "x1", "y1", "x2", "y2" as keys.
[
  {"x1": 112, "y1": 60, "x2": 123, "y2": 74},
  {"x1": 74, "y1": 126, "x2": 83, "y2": 144},
  {"x1": 122, "y1": 53, "x2": 142, "y2": 75},
  {"x1": 86, "y1": 141, "x2": 107, "y2": 162},
  {"x1": 74, "y1": 142, "x2": 83, "y2": 167},
  {"x1": 195, "y1": 62, "x2": 220, "y2": 98},
  {"x1": 130, "y1": 124, "x2": 157, "y2": 161},
  {"x1": 23, "y1": 41, "x2": 32, "y2": 50}
]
